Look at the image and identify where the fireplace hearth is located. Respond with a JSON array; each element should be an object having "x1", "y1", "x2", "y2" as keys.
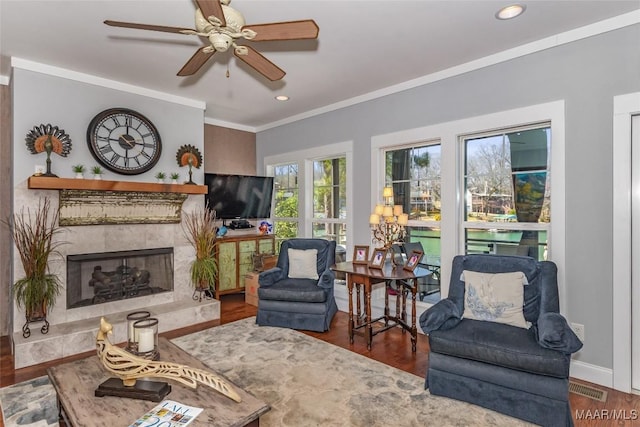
[{"x1": 66, "y1": 248, "x2": 174, "y2": 309}]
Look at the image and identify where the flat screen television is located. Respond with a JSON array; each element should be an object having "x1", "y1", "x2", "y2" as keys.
[{"x1": 204, "y1": 173, "x2": 274, "y2": 220}]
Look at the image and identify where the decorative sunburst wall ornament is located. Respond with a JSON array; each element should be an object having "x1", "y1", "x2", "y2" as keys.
[
  {"x1": 176, "y1": 144, "x2": 203, "y2": 185},
  {"x1": 25, "y1": 124, "x2": 72, "y2": 177}
]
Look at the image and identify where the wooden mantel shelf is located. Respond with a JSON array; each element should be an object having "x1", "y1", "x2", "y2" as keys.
[{"x1": 28, "y1": 176, "x2": 208, "y2": 195}]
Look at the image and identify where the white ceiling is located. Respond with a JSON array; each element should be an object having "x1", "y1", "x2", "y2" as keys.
[{"x1": 1, "y1": 1, "x2": 639, "y2": 132}]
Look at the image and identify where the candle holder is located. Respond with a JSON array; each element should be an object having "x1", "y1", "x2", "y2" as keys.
[
  {"x1": 132, "y1": 318, "x2": 160, "y2": 361},
  {"x1": 126, "y1": 311, "x2": 150, "y2": 353},
  {"x1": 369, "y1": 186, "x2": 408, "y2": 249}
]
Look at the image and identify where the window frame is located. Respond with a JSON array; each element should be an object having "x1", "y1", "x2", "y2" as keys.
[
  {"x1": 461, "y1": 123, "x2": 551, "y2": 258},
  {"x1": 310, "y1": 156, "x2": 348, "y2": 246},
  {"x1": 371, "y1": 101, "x2": 565, "y2": 309},
  {"x1": 264, "y1": 140, "x2": 354, "y2": 251},
  {"x1": 270, "y1": 162, "x2": 300, "y2": 246}
]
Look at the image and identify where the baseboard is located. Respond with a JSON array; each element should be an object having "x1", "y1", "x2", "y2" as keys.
[{"x1": 570, "y1": 359, "x2": 613, "y2": 389}]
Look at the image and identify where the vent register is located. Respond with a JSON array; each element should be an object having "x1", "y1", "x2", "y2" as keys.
[{"x1": 569, "y1": 381, "x2": 608, "y2": 402}]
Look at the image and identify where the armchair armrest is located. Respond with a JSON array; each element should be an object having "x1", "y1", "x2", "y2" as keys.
[
  {"x1": 316, "y1": 269, "x2": 335, "y2": 289},
  {"x1": 419, "y1": 299, "x2": 462, "y2": 335},
  {"x1": 259, "y1": 267, "x2": 285, "y2": 287},
  {"x1": 535, "y1": 312, "x2": 583, "y2": 354}
]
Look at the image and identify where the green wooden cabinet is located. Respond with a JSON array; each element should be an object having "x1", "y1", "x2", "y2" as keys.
[{"x1": 214, "y1": 234, "x2": 275, "y2": 299}]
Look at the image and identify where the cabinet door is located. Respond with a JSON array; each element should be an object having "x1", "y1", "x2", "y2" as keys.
[
  {"x1": 238, "y1": 240, "x2": 256, "y2": 287},
  {"x1": 258, "y1": 237, "x2": 274, "y2": 254},
  {"x1": 217, "y1": 241, "x2": 237, "y2": 291}
]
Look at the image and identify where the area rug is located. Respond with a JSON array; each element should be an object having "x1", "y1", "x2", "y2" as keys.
[
  {"x1": 172, "y1": 317, "x2": 534, "y2": 427},
  {"x1": 0, "y1": 376, "x2": 58, "y2": 427}
]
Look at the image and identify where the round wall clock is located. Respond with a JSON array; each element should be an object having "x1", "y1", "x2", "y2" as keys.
[{"x1": 86, "y1": 108, "x2": 162, "y2": 175}]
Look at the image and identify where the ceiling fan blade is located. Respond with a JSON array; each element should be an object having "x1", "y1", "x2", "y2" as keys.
[
  {"x1": 104, "y1": 20, "x2": 194, "y2": 34},
  {"x1": 235, "y1": 46, "x2": 285, "y2": 81},
  {"x1": 178, "y1": 47, "x2": 216, "y2": 76},
  {"x1": 243, "y1": 20, "x2": 319, "y2": 42},
  {"x1": 195, "y1": 0, "x2": 226, "y2": 27}
]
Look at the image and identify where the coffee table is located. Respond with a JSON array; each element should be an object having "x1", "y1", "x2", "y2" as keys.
[{"x1": 47, "y1": 337, "x2": 270, "y2": 426}]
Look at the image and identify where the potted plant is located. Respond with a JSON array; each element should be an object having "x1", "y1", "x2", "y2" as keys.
[
  {"x1": 170, "y1": 172, "x2": 180, "y2": 184},
  {"x1": 155, "y1": 171, "x2": 166, "y2": 183},
  {"x1": 6, "y1": 197, "x2": 65, "y2": 335},
  {"x1": 72, "y1": 164, "x2": 85, "y2": 179},
  {"x1": 91, "y1": 166, "x2": 103, "y2": 180},
  {"x1": 182, "y1": 206, "x2": 218, "y2": 300}
]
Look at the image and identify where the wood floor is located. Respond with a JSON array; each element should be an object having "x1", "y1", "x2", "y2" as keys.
[{"x1": 1, "y1": 293, "x2": 639, "y2": 427}]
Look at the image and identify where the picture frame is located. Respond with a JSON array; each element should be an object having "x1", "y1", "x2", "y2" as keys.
[
  {"x1": 352, "y1": 245, "x2": 370, "y2": 264},
  {"x1": 404, "y1": 250, "x2": 424, "y2": 272},
  {"x1": 369, "y1": 248, "x2": 387, "y2": 269}
]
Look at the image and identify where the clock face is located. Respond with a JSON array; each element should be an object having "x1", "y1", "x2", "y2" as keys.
[{"x1": 87, "y1": 108, "x2": 162, "y2": 175}]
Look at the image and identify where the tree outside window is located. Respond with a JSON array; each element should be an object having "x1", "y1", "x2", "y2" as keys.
[
  {"x1": 312, "y1": 157, "x2": 346, "y2": 246},
  {"x1": 272, "y1": 163, "x2": 299, "y2": 250}
]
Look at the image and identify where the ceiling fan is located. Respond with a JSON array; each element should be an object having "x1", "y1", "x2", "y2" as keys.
[{"x1": 104, "y1": 0, "x2": 319, "y2": 81}]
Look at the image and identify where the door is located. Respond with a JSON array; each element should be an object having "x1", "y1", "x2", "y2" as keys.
[{"x1": 631, "y1": 114, "x2": 640, "y2": 391}]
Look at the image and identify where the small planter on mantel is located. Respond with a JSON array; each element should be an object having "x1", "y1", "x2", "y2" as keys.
[{"x1": 92, "y1": 167, "x2": 103, "y2": 180}]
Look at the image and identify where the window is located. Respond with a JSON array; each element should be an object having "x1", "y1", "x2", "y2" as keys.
[
  {"x1": 385, "y1": 143, "x2": 442, "y2": 300},
  {"x1": 312, "y1": 157, "x2": 347, "y2": 246},
  {"x1": 272, "y1": 163, "x2": 299, "y2": 249},
  {"x1": 463, "y1": 125, "x2": 550, "y2": 260},
  {"x1": 372, "y1": 100, "x2": 564, "y2": 302},
  {"x1": 264, "y1": 140, "x2": 354, "y2": 258}
]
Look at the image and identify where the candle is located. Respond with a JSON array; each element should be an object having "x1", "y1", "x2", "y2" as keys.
[{"x1": 137, "y1": 328, "x2": 155, "y2": 353}]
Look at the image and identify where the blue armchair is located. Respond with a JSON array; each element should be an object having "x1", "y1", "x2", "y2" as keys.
[
  {"x1": 256, "y1": 238, "x2": 338, "y2": 332},
  {"x1": 420, "y1": 254, "x2": 583, "y2": 427}
]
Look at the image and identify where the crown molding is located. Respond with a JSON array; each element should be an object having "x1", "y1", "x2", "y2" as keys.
[
  {"x1": 204, "y1": 117, "x2": 256, "y2": 133},
  {"x1": 254, "y1": 9, "x2": 640, "y2": 132},
  {"x1": 10, "y1": 57, "x2": 206, "y2": 110}
]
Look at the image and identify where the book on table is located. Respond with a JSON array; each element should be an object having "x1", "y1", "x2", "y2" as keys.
[{"x1": 128, "y1": 399, "x2": 203, "y2": 426}]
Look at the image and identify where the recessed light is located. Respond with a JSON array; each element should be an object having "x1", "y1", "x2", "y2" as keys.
[
  {"x1": 495, "y1": 4, "x2": 526, "y2": 20},
  {"x1": 275, "y1": 95, "x2": 289, "y2": 101}
]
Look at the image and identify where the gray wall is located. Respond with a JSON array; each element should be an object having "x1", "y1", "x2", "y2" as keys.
[
  {"x1": 257, "y1": 25, "x2": 640, "y2": 370},
  {"x1": 12, "y1": 69, "x2": 204, "y2": 185}
]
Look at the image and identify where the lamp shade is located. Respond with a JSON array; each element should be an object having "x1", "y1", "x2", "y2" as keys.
[
  {"x1": 393, "y1": 205, "x2": 403, "y2": 216},
  {"x1": 398, "y1": 213, "x2": 409, "y2": 226},
  {"x1": 374, "y1": 204, "x2": 384, "y2": 215},
  {"x1": 382, "y1": 206, "x2": 394, "y2": 218},
  {"x1": 383, "y1": 187, "x2": 393, "y2": 198},
  {"x1": 369, "y1": 214, "x2": 380, "y2": 225}
]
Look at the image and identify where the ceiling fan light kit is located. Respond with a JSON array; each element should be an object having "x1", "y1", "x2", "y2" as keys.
[{"x1": 105, "y1": 0, "x2": 319, "y2": 81}]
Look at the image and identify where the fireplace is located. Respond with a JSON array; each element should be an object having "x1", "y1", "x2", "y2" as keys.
[{"x1": 66, "y1": 248, "x2": 174, "y2": 309}]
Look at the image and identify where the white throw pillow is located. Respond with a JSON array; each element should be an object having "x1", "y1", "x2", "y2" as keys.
[
  {"x1": 461, "y1": 270, "x2": 529, "y2": 329},
  {"x1": 287, "y1": 248, "x2": 319, "y2": 280}
]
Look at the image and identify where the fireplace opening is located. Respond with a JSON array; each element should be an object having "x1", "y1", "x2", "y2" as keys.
[{"x1": 66, "y1": 248, "x2": 174, "y2": 309}]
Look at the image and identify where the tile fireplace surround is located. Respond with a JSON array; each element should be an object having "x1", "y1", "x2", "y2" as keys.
[{"x1": 10, "y1": 183, "x2": 220, "y2": 369}]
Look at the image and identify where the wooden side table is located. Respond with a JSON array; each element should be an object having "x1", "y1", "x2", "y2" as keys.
[{"x1": 332, "y1": 261, "x2": 431, "y2": 352}]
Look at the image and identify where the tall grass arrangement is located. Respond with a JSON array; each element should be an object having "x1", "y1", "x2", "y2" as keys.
[
  {"x1": 182, "y1": 206, "x2": 218, "y2": 290},
  {"x1": 8, "y1": 197, "x2": 65, "y2": 316}
]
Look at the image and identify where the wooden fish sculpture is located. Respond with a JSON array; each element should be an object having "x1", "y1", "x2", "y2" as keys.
[{"x1": 96, "y1": 317, "x2": 241, "y2": 402}]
